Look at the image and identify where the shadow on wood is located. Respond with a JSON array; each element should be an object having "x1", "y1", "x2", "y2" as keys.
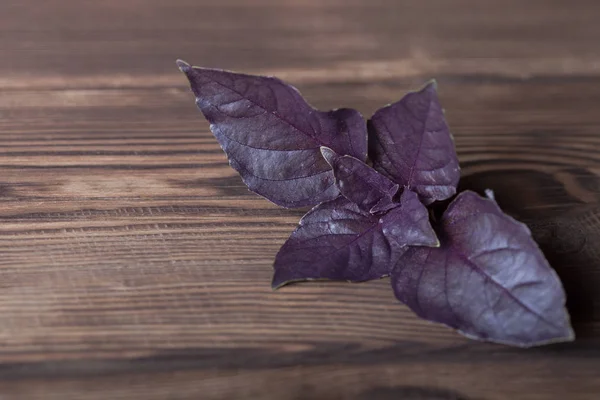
[{"x1": 356, "y1": 386, "x2": 478, "y2": 400}]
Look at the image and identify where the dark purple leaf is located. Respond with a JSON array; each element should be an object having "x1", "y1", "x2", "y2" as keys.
[
  {"x1": 177, "y1": 60, "x2": 367, "y2": 208},
  {"x1": 272, "y1": 190, "x2": 438, "y2": 289},
  {"x1": 392, "y1": 190, "x2": 574, "y2": 347},
  {"x1": 320, "y1": 147, "x2": 399, "y2": 214},
  {"x1": 368, "y1": 81, "x2": 460, "y2": 204}
]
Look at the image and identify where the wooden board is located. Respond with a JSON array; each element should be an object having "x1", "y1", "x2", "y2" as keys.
[{"x1": 0, "y1": 0, "x2": 599, "y2": 398}]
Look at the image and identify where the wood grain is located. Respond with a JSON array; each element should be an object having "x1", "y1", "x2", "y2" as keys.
[{"x1": 0, "y1": 0, "x2": 599, "y2": 399}]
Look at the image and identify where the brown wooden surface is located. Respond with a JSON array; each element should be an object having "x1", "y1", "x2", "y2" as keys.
[{"x1": 0, "y1": 0, "x2": 599, "y2": 399}]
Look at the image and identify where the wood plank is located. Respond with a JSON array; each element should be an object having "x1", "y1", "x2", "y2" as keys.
[{"x1": 0, "y1": 0, "x2": 599, "y2": 399}]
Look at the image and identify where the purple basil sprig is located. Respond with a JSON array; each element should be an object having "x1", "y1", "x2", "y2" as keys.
[{"x1": 178, "y1": 60, "x2": 574, "y2": 347}]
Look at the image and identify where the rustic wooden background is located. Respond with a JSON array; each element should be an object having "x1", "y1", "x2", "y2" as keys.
[{"x1": 0, "y1": 0, "x2": 599, "y2": 399}]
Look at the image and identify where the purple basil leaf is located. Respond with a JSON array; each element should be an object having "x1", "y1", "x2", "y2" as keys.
[
  {"x1": 392, "y1": 190, "x2": 574, "y2": 347},
  {"x1": 177, "y1": 60, "x2": 367, "y2": 208},
  {"x1": 320, "y1": 146, "x2": 399, "y2": 214},
  {"x1": 272, "y1": 190, "x2": 438, "y2": 289},
  {"x1": 368, "y1": 81, "x2": 460, "y2": 204}
]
